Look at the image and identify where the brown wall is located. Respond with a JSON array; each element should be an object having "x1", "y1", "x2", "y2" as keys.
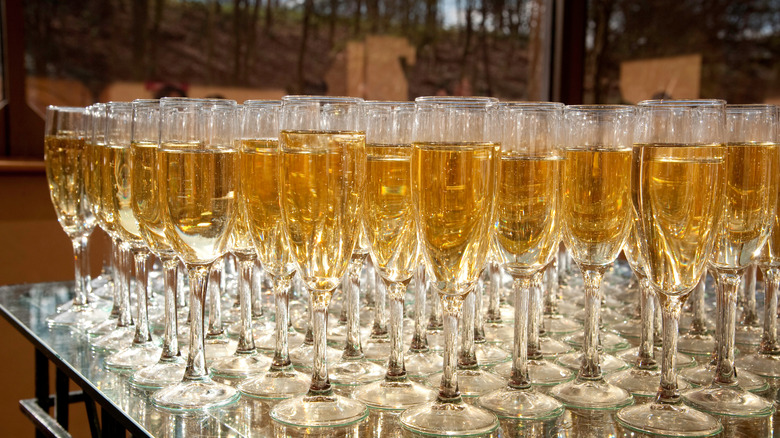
[{"x1": 0, "y1": 168, "x2": 109, "y2": 437}]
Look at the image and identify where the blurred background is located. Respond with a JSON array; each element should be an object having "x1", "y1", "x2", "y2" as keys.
[{"x1": 1, "y1": 0, "x2": 780, "y2": 436}]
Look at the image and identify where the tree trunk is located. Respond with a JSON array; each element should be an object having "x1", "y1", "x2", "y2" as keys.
[{"x1": 297, "y1": 0, "x2": 314, "y2": 93}]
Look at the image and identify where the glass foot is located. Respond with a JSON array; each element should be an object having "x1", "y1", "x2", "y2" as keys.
[
  {"x1": 426, "y1": 330, "x2": 443, "y2": 351},
  {"x1": 549, "y1": 377, "x2": 634, "y2": 410},
  {"x1": 683, "y1": 384, "x2": 775, "y2": 417},
  {"x1": 405, "y1": 350, "x2": 443, "y2": 379},
  {"x1": 477, "y1": 386, "x2": 565, "y2": 421},
  {"x1": 678, "y1": 333, "x2": 716, "y2": 356},
  {"x1": 398, "y1": 397, "x2": 499, "y2": 436},
  {"x1": 563, "y1": 330, "x2": 630, "y2": 353},
  {"x1": 90, "y1": 325, "x2": 135, "y2": 352},
  {"x1": 238, "y1": 366, "x2": 310, "y2": 400},
  {"x1": 473, "y1": 343, "x2": 509, "y2": 367},
  {"x1": 609, "y1": 318, "x2": 642, "y2": 339},
  {"x1": 493, "y1": 359, "x2": 574, "y2": 387},
  {"x1": 426, "y1": 369, "x2": 505, "y2": 398},
  {"x1": 679, "y1": 363, "x2": 769, "y2": 393},
  {"x1": 616, "y1": 402, "x2": 722, "y2": 436},
  {"x1": 539, "y1": 336, "x2": 573, "y2": 357},
  {"x1": 152, "y1": 377, "x2": 240, "y2": 412},
  {"x1": 86, "y1": 317, "x2": 119, "y2": 337},
  {"x1": 47, "y1": 305, "x2": 109, "y2": 331},
  {"x1": 104, "y1": 342, "x2": 162, "y2": 371},
  {"x1": 606, "y1": 368, "x2": 690, "y2": 398},
  {"x1": 204, "y1": 338, "x2": 238, "y2": 365},
  {"x1": 290, "y1": 343, "x2": 343, "y2": 372},
  {"x1": 618, "y1": 346, "x2": 697, "y2": 369},
  {"x1": 484, "y1": 322, "x2": 513, "y2": 344},
  {"x1": 543, "y1": 314, "x2": 582, "y2": 335},
  {"x1": 330, "y1": 357, "x2": 385, "y2": 388},
  {"x1": 363, "y1": 338, "x2": 391, "y2": 363},
  {"x1": 209, "y1": 352, "x2": 271, "y2": 379},
  {"x1": 270, "y1": 391, "x2": 369, "y2": 427},
  {"x1": 736, "y1": 352, "x2": 780, "y2": 378},
  {"x1": 129, "y1": 358, "x2": 186, "y2": 389},
  {"x1": 735, "y1": 325, "x2": 763, "y2": 347},
  {"x1": 555, "y1": 351, "x2": 629, "y2": 375},
  {"x1": 256, "y1": 328, "x2": 305, "y2": 353},
  {"x1": 355, "y1": 379, "x2": 437, "y2": 411}
]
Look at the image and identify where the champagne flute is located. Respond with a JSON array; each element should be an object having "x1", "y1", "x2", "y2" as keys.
[
  {"x1": 616, "y1": 99, "x2": 727, "y2": 436},
  {"x1": 269, "y1": 96, "x2": 369, "y2": 427},
  {"x1": 44, "y1": 106, "x2": 108, "y2": 329},
  {"x1": 477, "y1": 101, "x2": 566, "y2": 421},
  {"x1": 237, "y1": 100, "x2": 310, "y2": 400},
  {"x1": 152, "y1": 97, "x2": 240, "y2": 411},
  {"x1": 548, "y1": 105, "x2": 634, "y2": 410},
  {"x1": 398, "y1": 96, "x2": 500, "y2": 436},
  {"x1": 129, "y1": 99, "x2": 186, "y2": 388},
  {"x1": 353, "y1": 101, "x2": 437, "y2": 410},
  {"x1": 682, "y1": 104, "x2": 777, "y2": 418}
]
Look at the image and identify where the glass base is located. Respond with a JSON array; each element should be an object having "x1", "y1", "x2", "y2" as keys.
[
  {"x1": 618, "y1": 346, "x2": 697, "y2": 369},
  {"x1": 477, "y1": 386, "x2": 564, "y2": 421},
  {"x1": 555, "y1": 351, "x2": 630, "y2": 375},
  {"x1": 426, "y1": 330, "x2": 443, "y2": 352},
  {"x1": 405, "y1": 350, "x2": 444, "y2": 379},
  {"x1": 355, "y1": 378, "x2": 437, "y2": 411},
  {"x1": 484, "y1": 323, "x2": 513, "y2": 344},
  {"x1": 616, "y1": 402, "x2": 723, "y2": 436},
  {"x1": 209, "y1": 352, "x2": 271, "y2": 379},
  {"x1": 90, "y1": 325, "x2": 135, "y2": 352},
  {"x1": 289, "y1": 343, "x2": 343, "y2": 372},
  {"x1": 609, "y1": 318, "x2": 641, "y2": 339},
  {"x1": 256, "y1": 329, "x2": 305, "y2": 353},
  {"x1": 543, "y1": 314, "x2": 582, "y2": 335},
  {"x1": 736, "y1": 352, "x2": 780, "y2": 378},
  {"x1": 86, "y1": 316, "x2": 119, "y2": 337},
  {"x1": 47, "y1": 305, "x2": 110, "y2": 331},
  {"x1": 398, "y1": 397, "x2": 499, "y2": 436},
  {"x1": 152, "y1": 377, "x2": 240, "y2": 412},
  {"x1": 735, "y1": 325, "x2": 763, "y2": 347},
  {"x1": 204, "y1": 338, "x2": 238, "y2": 365},
  {"x1": 129, "y1": 358, "x2": 186, "y2": 389},
  {"x1": 683, "y1": 384, "x2": 775, "y2": 417},
  {"x1": 539, "y1": 336, "x2": 573, "y2": 357},
  {"x1": 563, "y1": 330, "x2": 630, "y2": 353},
  {"x1": 104, "y1": 342, "x2": 162, "y2": 371},
  {"x1": 237, "y1": 366, "x2": 310, "y2": 400},
  {"x1": 474, "y1": 342, "x2": 509, "y2": 367},
  {"x1": 225, "y1": 318, "x2": 274, "y2": 340},
  {"x1": 330, "y1": 357, "x2": 385, "y2": 387},
  {"x1": 363, "y1": 338, "x2": 391, "y2": 363},
  {"x1": 270, "y1": 391, "x2": 369, "y2": 428},
  {"x1": 606, "y1": 367, "x2": 690, "y2": 398},
  {"x1": 678, "y1": 333, "x2": 716, "y2": 356},
  {"x1": 549, "y1": 377, "x2": 634, "y2": 410},
  {"x1": 426, "y1": 369, "x2": 505, "y2": 398},
  {"x1": 679, "y1": 363, "x2": 769, "y2": 393},
  {"x1": 492, "y1": 359, "x2": 574, "y2": 387}
]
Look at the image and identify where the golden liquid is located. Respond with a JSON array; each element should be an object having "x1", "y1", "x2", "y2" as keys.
[
  {"x1": 106, "y1": 145, "x2": 143, "y2": 244},
  {"x1": 494, "y1": 155, "x2": 560, "y2": 278},
  {"x1": 45, "y1": 135, "x2": 95, "y2": 237},
  {"x1": 759, "y1": 155, "x2": 780, "y2": 267},
  {"x1": 240, "y1": 139, "x2": 295, "y2": 277},
  {"x1": 633, "y1": 144, "x2": 725, "y2": 295},
  {"x1": 97, "y1": 144, "x2": 117, "y2": 237},
  {"x1": 412, "y1": 142, "x2": 497, "y2": 295},
  {"x1": 623, "y1": 218, "x2": 645, "y2": 276},
  {"x1": 84, "y1": 141, "x2": 102, "y2": 219},
  {"x1": 562, "y1": 148, "x2": 631, "y2": 269},
  {"x1": 160, "y1": 143, "x2": 238, "y2": 264},
  {"x1": 280, "y1": 130, "x2": 365, "y2": 294},
  {"x1": 131, "y1": 141, "x2": 172, "y2": 255},
  {"x1": 364, "y1": 144, "x2": 417, "y2": 283},
  {"x1": 710, "y1": 142, "x2": 778, "y2": 271}
]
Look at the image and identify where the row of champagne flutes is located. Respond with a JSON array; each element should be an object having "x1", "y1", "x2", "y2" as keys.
[{"x1": 42, "y1": 97, "x2": 779, "y2": 436}]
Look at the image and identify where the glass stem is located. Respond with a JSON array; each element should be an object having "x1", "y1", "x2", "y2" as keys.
[
  {"x1": 176, "y1": 260, "x2": 187, "y2": 310},
  {"x1": 236, "y1": 253, "x2": 257, "y2": 354},
  {"x1": 759, "y1": 267, "x2": 780, "y2": 355},
  {"x1": 528, "y1": 276, "x2": 543, "y2": 360},
  {"x1": 344, "y1": 254, "x2": 366, "y2": 359},
  {"x1": 308, "y1": 294, "x2": 332, "y2": 395},
  {"x1": 252, "y1": 260, "x2": 264, "y2": 319},
  {"x1": 742, "y1": 264, "x2": 759, "y2": 326},
  {"x1": 207, "y1": 260, "x2": 224, "y2": 337},
  {"x1": 657, "y1": 294, "x2": 683, "y2": 404},
  {"x1": 386, "y1": 281, "x2": 408, "y2": 381},
  {"x1": 637, "y1": 277, "x2": 657, "y2": 369},
  {"x1": 410, "y1": 264, "x2": 430, "y2": 352},
  {"x1": 458, "y1": 291, "x2": 478, "y2": 369},
  {"x1": 509, "y1": 276, "x2": 531, "y2": 390},
  {"x1": 371, "y1": 273, "x2": 388, "y2": 338},
  {"x1": 439, "y1": 294, "x2": 464, "y2": 402},
  {"x1": 160, "y1": 256, "x2": 180, "y2": 360},
  {"x1": 184, "y1": 264, "x2": 212, "y2": 381},
  {"x1": 271, "y1": 274, "x2": 293, "y2": 370},
  {"x1": 108, "y1": 238, "x2": 121, "y2": 317},
  {"x1": 132, "y1": 247, "x2": 151, "y2": 345},
  {"x1": 486, "y1": 261, "x2": 502, "y2": 322},
  {"x1": 117, "y1": 245, "x2": 133, "y2": 327},
  {"x1": 474, "y1": 276, "x2": 487, "y2": 344},
  {"x1": 579, "y1": 268, "x2": 604, "y2": 380},
  {"x1": 714, "y1": 270, "x2": 741, "y2": 386},
  {"x1": 544, "y1": 255, "x2": 559, "y2": 317},
  {"x1": 303, "y1": 293, "x2": 314, "y2": 346},
  {"x1": 72, "y1": 234, "x2": 91, "y2": 306},
  {"x1": 689, "y1": 272, "x2": 708, "y2": 334},
  {"x1": 428, "y1": 286, "x2": 443, "y2": 330}
]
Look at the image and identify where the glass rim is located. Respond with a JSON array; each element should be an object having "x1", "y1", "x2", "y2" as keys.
[
  {"x1": 282, "y1": 95, "x2": 363, "y2": 104},
  {"x1": 564, "y1": 104, "x2": 635, "y2": 113},
  {"x1": 132, "y1": 99, "x2": 160, "y2": 105},
  {"x1": 501, "y1": 101, "x2": 564, "y2": 108},
  {"x1": 725, "y1": 103, "x2": 776, "y2": 112},
  {"x1": 106, "y1": 101, "x2": 133, "y2": 109},
  {"x1": 362, "y1": 100, "x2": 414, "y2": 107},
  {"x1": 243, "y1": 99, "x2": 281, "y2": 106},
  {"x1": 637, "y1": 99, "x2": 726, "y2": 108},
  {"x1": 415, "y1": 96, "x2": 499, "y2": 107},
  {"x1": 46, "y1": 105, "x2": 86, "y2": 113}
]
